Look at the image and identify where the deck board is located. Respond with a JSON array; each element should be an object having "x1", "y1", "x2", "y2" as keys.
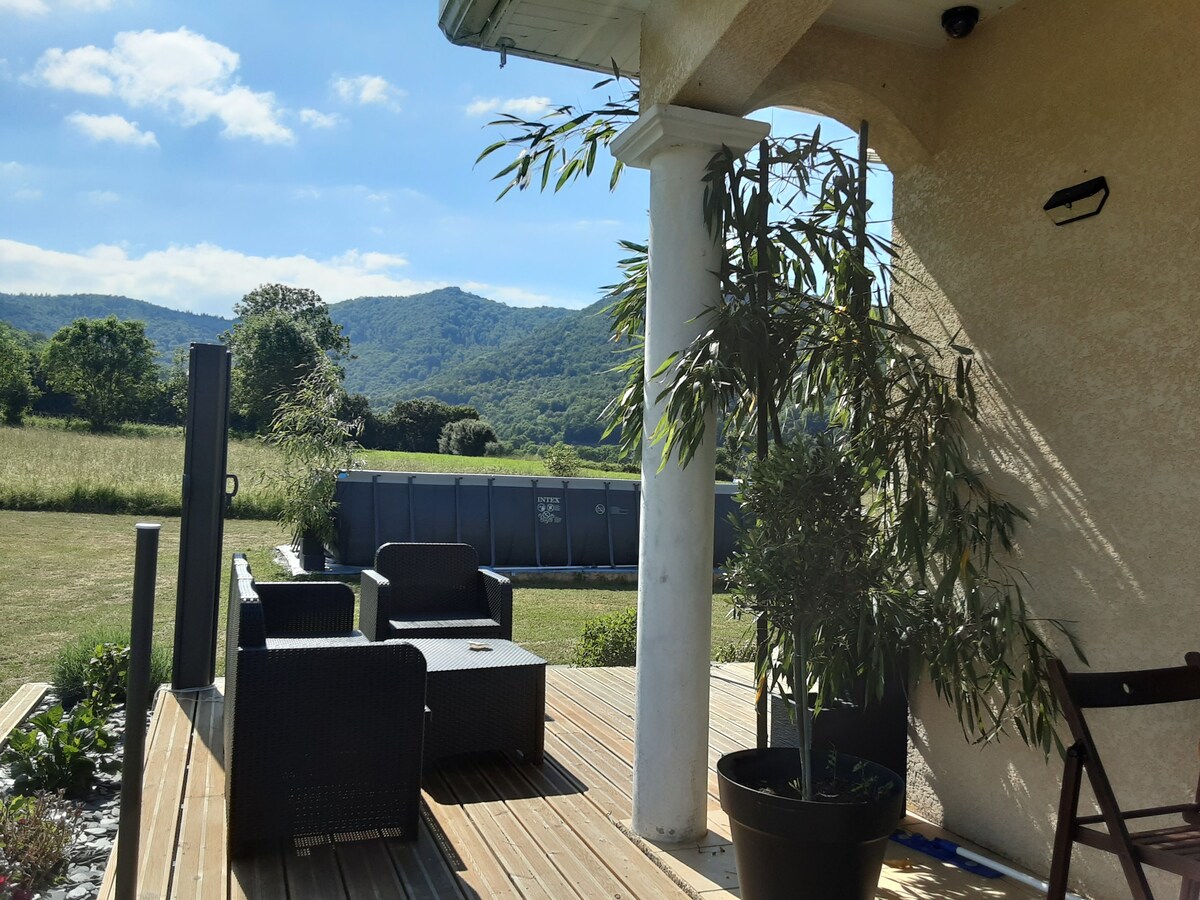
[
  {"x1": 386, "y1": 824, "x2": 468, "y2": 900},
  {"x1": 228, "y1": 846, "x2": 287, "y2": 900},
  {"x1": 172, "y1": 690, "x2": 226, "y2": 900},
  {"x1": 86, "y1": 663, "x2": 1044, "y2": 899},
  {"x1": 0, "y1": 682, "x2": 48, "y2": 750},
  {"x1": 285, "y1": 843, "x2": 346, "y2": 900}
]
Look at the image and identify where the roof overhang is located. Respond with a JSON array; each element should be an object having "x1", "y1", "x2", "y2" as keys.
[
  {"x1": 438, "y1": 0, "x2": 647, "y2": 76},
  {"x1": 439, "y1": 1, "x2": 1018, "y2": 77}
]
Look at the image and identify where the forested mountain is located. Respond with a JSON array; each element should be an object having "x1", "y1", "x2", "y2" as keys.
[
  {"x1": 0, "y1": 289, "x2": 628, "y2": 446},
  {"x1": 331, "y1": 288, "x2": 573, "y2": 398},
  {"x1": 418, "y1": 298, "x2": 628, "y2": 446},
  {"x1": 0, "y1": 293, "x2": 227, "y2": 355}
]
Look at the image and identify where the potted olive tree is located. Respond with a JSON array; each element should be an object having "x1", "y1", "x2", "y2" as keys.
[
  {"x1": 268, "y1": 358, "x2": 360, "y2": 571},
  {"x1": 718, "y1": 432, "x2": 906, "y2": 898}
]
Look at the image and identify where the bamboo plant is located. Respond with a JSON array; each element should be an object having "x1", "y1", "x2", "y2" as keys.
[
  {"x1": 267, "y1": 358, "x2": 361, "y2": 552},
  {"x1": 479, "y1": 79, "x2": 1084, "y2": 766}
]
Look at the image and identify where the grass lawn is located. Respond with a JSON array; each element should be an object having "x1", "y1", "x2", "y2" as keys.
[
  {"x1": 0, "y1": 510, "x2": 751, "y2": 701},
  {"x1": 0, "y1": 510, "x2": 288, "y2": 702},
  {"x1": 512, "y1": 579, "x2": 751, "y2": 665}
]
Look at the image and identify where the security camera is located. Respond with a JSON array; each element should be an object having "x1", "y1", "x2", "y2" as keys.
[{"x1": 941, "y1": 6, "x2": 980, "y2": 39}]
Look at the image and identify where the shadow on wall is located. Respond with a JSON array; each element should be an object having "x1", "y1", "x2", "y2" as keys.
[{"x1": 893, "y1": 241, "x2": 1193, "y2": 900}]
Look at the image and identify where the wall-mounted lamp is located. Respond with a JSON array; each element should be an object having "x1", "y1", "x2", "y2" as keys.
[{"x1": 1043, "y1": 176, "x2": 1109, "y2": 226}]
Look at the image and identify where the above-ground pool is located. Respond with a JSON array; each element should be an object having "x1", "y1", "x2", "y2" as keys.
[{"x1": 333, "y1": 470, "x2": 739, "y2": 570}]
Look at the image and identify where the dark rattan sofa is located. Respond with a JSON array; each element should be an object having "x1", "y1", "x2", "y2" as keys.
[
  {"x1": 224, "y1": 554, "x2": 427, "y2": 856},
  {"x1": 360, "y1": 542, "x2": 512, "y2": 641}
]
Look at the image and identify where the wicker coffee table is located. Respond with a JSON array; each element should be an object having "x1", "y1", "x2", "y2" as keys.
[{"x1": 404, "y1": 638, "x2": 546, "y2": 765}]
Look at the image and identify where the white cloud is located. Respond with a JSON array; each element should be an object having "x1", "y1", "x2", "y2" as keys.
[
  {"x1": 0, "y1": 239, "x2": 574, "y2": 315},
  {"x1": 461, "y1": 282, "x2": 561, "y2": 307},
  {"x1": 86, "y1": 189, "x2": 120, "y2": 204},
  {"x1": 12, "y1": 189, "x2": 42, "y2": 201},
  {"x1": 465, "y1": 95, "x2": 552, "y2": 118},
  {"x1": 0, "y1": 0, "x2": 49, "y2": 14},
  {"x1": 299, "y1": 108, "x2": 339, "y2": 129},
  {"x1": 67, "y1": 112, "x2": 157, "y2": 147},
  {"x1": 34, "y1": 29, "x2": 293, "y2": 144},
  {"x1": 0, "y1": 162, "x2": 27, "y2": 177},
  {"x1": 332, "y1": 75, "x2": 403, "y2": 110}
]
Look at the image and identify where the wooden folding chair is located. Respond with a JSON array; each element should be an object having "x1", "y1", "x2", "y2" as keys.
[{"x1": 1047, "y1": 653, "x2": 1200, "y2": 900}]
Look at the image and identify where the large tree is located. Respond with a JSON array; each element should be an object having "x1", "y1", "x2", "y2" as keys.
[
  {"x1": 224, "y1": 284, "x2": 350, "y2": 432},
  {"x1": 41, "y1": 316, "x2": 159, "y2": 430},
  {"x1": 0, "y1": 322, "x2": 38, "y2": 426}
]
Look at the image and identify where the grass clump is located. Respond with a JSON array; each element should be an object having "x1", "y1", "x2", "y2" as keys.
[
  {"x1": 51, "y1": 628, "x2": 172, "y2": 708},
  {"x1": 572, "y1": 607, "x2": 638, "y2": 667}
]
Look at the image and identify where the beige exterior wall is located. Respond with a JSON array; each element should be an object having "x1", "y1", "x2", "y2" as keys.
[{"x1": 751, "y1": 1, "x2": 1200, "y2": 896}]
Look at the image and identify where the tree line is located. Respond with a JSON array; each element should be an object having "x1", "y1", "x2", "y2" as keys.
[{"x1": 0, "y1": 284, "x2": 499, "y2": 455}]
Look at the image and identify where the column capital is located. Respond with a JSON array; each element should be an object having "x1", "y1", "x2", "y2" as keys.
[{"x1": 610, "y1": 103, "x2": 769, "y2": 170}]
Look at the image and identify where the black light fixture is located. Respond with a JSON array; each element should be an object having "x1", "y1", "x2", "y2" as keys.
[
  {"x1": 496, "y1": 36, "x2": 515, "y2": 68},
  {"x1": 1043, "y1": 176, "x2": 1110, "y2": 226},
  {"x1": 941, "y1": 6, "x2": 979, "y2": 38}
]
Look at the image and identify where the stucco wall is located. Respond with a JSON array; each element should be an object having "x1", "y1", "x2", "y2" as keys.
[{"x1": 758, "y1": 1, "x2": 1200, "y2": 896}]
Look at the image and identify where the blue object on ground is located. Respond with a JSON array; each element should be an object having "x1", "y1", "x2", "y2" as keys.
[{"x1": 889, "y1": 830, "x2": 1005, "y2": 878}]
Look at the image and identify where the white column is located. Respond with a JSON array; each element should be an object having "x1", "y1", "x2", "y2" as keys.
[{"x1": 611, "y1": 105, "x2": 768, "y2": 843}]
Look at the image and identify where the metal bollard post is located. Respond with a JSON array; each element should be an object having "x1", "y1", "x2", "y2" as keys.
[{"x1": 115, "y1": 523, "x2": 159, "y2": 900}]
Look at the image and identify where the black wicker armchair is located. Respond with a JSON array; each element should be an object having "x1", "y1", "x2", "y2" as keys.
[
  {"x1": 224, "y1": 555, "x2": 427, "y2": 856},
  {"x1": 360, "y1": 542, "x2": 513, "y2": 642}
]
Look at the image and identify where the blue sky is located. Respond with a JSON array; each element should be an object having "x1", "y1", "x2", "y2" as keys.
[{"x1": 0, "y1": 0, "x2": 890, "y2": 317}]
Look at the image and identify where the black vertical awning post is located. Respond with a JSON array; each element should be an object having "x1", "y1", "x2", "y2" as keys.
[
  {"x1": 115, "y1": 522, "x2": 159, "y2": 900},
  {"x1": 171, "y1": 343, "x2": 232, "y2": 691}
]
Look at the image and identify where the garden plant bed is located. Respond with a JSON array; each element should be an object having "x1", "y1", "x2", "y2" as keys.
[{"x1": 0, "y1": 683, "x2": 146, "y2": 900}]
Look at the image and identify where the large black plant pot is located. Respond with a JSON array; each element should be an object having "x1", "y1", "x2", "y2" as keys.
[
  {"x1": 299, "y1": 532, "x2": 326, "y2": 572},
  {"x1": 718, "y1": 748, "x2": 904, "y2": 900}
]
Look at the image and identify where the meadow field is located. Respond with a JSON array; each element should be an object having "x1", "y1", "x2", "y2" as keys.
[{"x1": 0, "y1": 421, "x2": 636, "y2": 519}]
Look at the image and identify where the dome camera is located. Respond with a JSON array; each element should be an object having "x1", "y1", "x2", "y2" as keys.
[{"x1": 941, "y1": 6, "x2": 980, "y2": 39}]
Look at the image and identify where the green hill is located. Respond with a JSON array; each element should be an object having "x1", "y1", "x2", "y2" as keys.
[
  {"x1": 330, "y1": 287, "x2": 573, "y2": 398},
  {"x1": 0, "y1": 288, "x2": 628, "y2": 446},
  {"x1": 417, "y1": 298, "x2": 628, "y2": 446},
  {"x1": 0, "y1": 293, "x2": 229, "y2": 356}
]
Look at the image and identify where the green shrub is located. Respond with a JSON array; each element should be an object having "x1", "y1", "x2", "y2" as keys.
[
  {"x1": 2, "y1": 703, "x2": 119, "y2": 798},
  {"x1": 52, "y1": 629, "x2": 171, "y2": 708},
  {"x1": 573, "y1": 607, "x2": 637, "y2": 667},
  {"x1": 83, "y1": 643, "x2": 130, "y2": 715},
  {"x1": 0, "y1": 792, "x2": 80, "y2": 894},
  {"x1": 712, "y1": 637, "x2": 757, "y2": 663},
  {"x1": 543, "y1": 442, "x2": 581, "y2": 477},
  {"x1": 438, "y1": 419, "x2": 499, "y2": 456},
  {"x1": 483, "y1": 440, "x2": 509, "y2": 457}
]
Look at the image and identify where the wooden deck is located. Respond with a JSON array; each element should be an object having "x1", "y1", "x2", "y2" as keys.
[{"x1": 91, "y1": 665, "x2": 1044, "y2": 899}]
